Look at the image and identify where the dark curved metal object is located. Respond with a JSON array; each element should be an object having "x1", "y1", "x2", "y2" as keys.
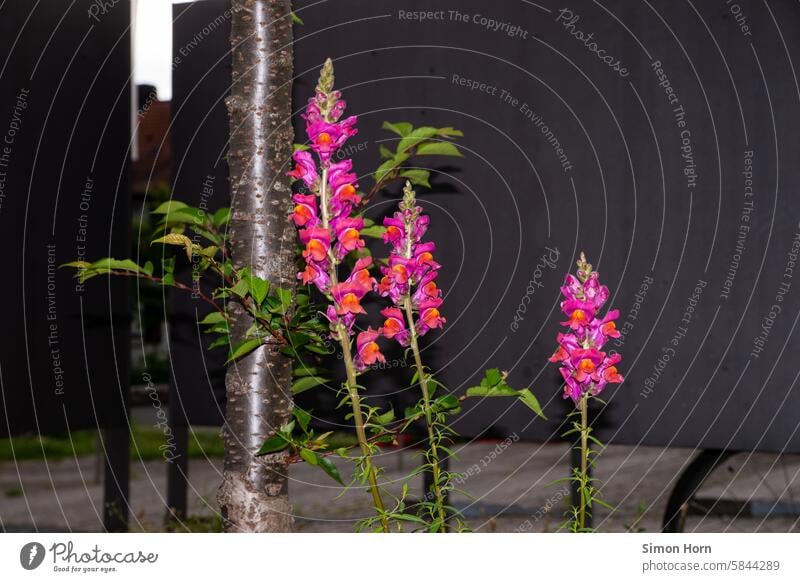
[{"x1": 662, "y1": 449, "x2": 735, "y2": 532}]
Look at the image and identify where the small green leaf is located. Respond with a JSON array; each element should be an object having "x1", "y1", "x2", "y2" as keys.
[
  {"x1": 230, "y1": 278, "x2": 249, "y2": 298},
  {"x1": 152, "y1": 200, "x2": 188, "y2": 214},
  {"x1": 257, "y1": 435, "x2": 289, "y2": 455},
  {"x1": 518, "y1": 388, "x2": 547, "y2": 420},
  {"x1": 248, "y1": 275, "x2": 269, "y2": 305},
  {"x1": 379, "y1": 145, "x2": 394, "y2": 159},
  {"x1": 227, "y1": 338, "x2": 261, "y2": 362},
  {"x1": 318, "y1": 456, "x2": 345, "y2": 485},
  {"x1": 399, "y1": 169, "x2": 431, "y2": 189},
  {"x1": 290, "y1": 11, "x2": 304, "y2": 25},
  {"x1": 360, "y1": 224, "x2": 387, "y2": 239},
  {"x1": 199, "y1": 311, "x2": 226, "y2": 325},
  {"x1": 435, "y1": 126, "x2": 464, "y2": 137},
  {"x1": 435, "y1": 394, "x2": 460, "y2": 411},
  {"x1": 212, "y1": 207, "x2": 230, "y2": 228},
  {"x1": 416, "y1": 141, "x2": 462, "y2": 157},
  {"x1": 293, "y1": 407, "x2": 312, "y2": 432},
  {"x1": 374, "y1": 158, "x2": 399, "y2": 184},
  {"x1": 292, "y1": 375, "x2": 330, "y2": 394},
  {"x1": 397, "y1": 126, "x2": 437, "y2": 153},
  {"x1": 61, "y1": 260, "x2": 92, "y2": 269},
  {"x1": 207, "y1": 335, "x2": 229, "y2": 350},
  {"x1": 375, "y1": 408, "x2": 395, "y2": 425},
  {"x1": 381, "y1": 121, "x2": 413, "y2": 137},
  {"x1": 299, "y1": 448, "x2": 319, "y2": 466},
  {"x1": 152, "y1": 233, "x2": 193, "y2": 260},
  {"x1": 484, "y1": 368, "x2": 503, "y2": 387}
]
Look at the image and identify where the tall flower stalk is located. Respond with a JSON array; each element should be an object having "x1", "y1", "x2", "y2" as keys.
[
  {"x1": 549, "y1": 253, "x2": 624, "y2": 532},
  {"x1": 377, "y1": 182, "x2": 449, "y2": 530},
  {"x1": 290, "y1": 59, "x2": 389, "y2": 531}
]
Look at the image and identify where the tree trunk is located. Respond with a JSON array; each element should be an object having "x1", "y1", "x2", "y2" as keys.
[{"x1": 218, "y1": 0, "x2": 296, "y2": 532}]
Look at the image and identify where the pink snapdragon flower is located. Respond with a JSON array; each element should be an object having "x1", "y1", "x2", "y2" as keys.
[
  {"x1": 355, "y1": 328, "x2": 386, "y2": 371},
  {"x1": 287, "y1": 59, "x2": 385, "y2": 365},
  {"x1": 377, "y1": 182, "x2": 446, "y2": 343},
  {"x1": 549, "y1": 254, "x2": 624, "y2": 404}
]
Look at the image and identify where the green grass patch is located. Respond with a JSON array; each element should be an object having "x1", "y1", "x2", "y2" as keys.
[{"x1": 1, "y1": 426, "x2": 357, "y2": 462}]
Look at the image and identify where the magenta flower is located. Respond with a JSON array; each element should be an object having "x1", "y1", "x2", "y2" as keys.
[
  {"x1": 550, "y1": 254, "x2": 624, "y2": 404},
  {"x1": 354, "y1": 328, "x2": 386, "y2": 371},
  {"x1": 292, "y1": 193, "x2": 319, "y2": 227},
  {"x1": 380, "y1": 307, "x2": 409, "y2": 346},
  {"x1": 288, "y1": 150, "x2": 318, "y2": 188},
  {"x1": 377, "y1": 183, "x2": 446, "y2": 344}
]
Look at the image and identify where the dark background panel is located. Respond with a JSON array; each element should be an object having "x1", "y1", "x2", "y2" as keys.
[
  {"x1": 170, "y1": 0, "x2": 800, "y2": 452},
  {"x1": 0, "y1": 1, "x2": 132, "y2": 436},
  {"x1": 168, "y1": 1, "x2": 232, "y2": 427}
]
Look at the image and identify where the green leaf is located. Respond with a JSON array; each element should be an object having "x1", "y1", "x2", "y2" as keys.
[
  {"x1": 484, "y1": 368, "x2": 503, "y2": 387},
  {"x1": 207, "y1": 335, "x2": 229, "y2": 350},
  {"x1": 143, "y1": 261, "x2": 154, "y2": 276},
  {"x1": 227, "y1": 338, "x2": 261, "y2": 362},
  {"x1": 91, "y1": 258, "x2": 145, "y2": 274},
  {"x1": 375, "y1": 408, "x2": 395, "y2": 425},
  {"x1": 518, "y1": 388, "x2": 547, "y2": 419},
  {"x1": 374, "y1": 158, "x2": 399, "y2": 183},
  {"x1": 152, "y1": 200, "x2": 188, "y2": 214},
  {"x1": 293, "y1": 407, "x2": 311, "y2": 432},
  {"x1": 299, "y1": 448, "x2": 319, "y2": 466},
  {"x1": 435, "y1": 394, "x2": 460, "y2": 411},
  {"x1": 399, "y1": 169, "x2": 431, "y2": 189},
  {"x1": 290, "y1": 11, "x2": 304, "y2": 25},
  {"x1": 248, "y1": 275, "x2": 269, "y2": 305},
  {"x1": 397, "y1": 126, "x2": 437, "y2": 153},
  {"x1": 292, "y1": 365, "x2": 326, "y2": 378},
  {"x1": 381, "y1": 121, "x2": 413, "y2": 137},
  {"x1": 61, "y1": 260, "x2": 92, "y2": 269},
  {"x1": 160, "y1": 206, "x2": 208, "y2": 226},
  {"x1": 292, "y1": 375, "x2": 330, "y2": 394},
  {"x1": 360, "y1": 224, "x2": 387, "y2": 239},
  {"x1": 416, "y1": 141, "x2": 462, "y2": 157},
  {"x1": 435, "y1": 127, "x2": 464, "y2": 137},
  {"x1": 230, "y1": 278, "x2": 249, "y2": 298},
  {"x1": 212, "y1": 207, "x2": 230, "y2": 228},
  {"x1": 257, "y1": 435, "x2": 289, "y2": 455},
  {"x1": 152, "y1": 233, "x2": 193, "y2": 260},
  {"x1": 304, "y1": 343, "x2": 334, "y2": 355},
  {"x1": 199, "y1": 311, "x2": 227, "y2": 325},
  {"x1": 293, "y1": 143, "x2": 310, "y2": 152},
  {"x1": 318, "y1": 456, "x2": 345, "y2": 485},
  {"x1": 379, "y1": 145, "x2": 394, "y2": 159}
]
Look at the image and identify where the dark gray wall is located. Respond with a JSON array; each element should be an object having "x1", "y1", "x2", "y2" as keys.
[
  {"x1": 171, "y1": 0, "x2": 800, "y2": 452},
  {"x1": 0, "y1": 1, "x2": 132, "y2": 436}
]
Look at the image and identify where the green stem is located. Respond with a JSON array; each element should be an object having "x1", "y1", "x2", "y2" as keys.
[
  {"x1": 338, "y1": 327, "x2": 389, "y2": 532},
  {"x1": 579, "y1": 394, "x2": 589, "y2": 532},
  {"x1": 320, "y1": 167, "x2": 388, "y2": 532},
  {"x1": 403, "y1": 296, "x2": 448, "y2": 531}
]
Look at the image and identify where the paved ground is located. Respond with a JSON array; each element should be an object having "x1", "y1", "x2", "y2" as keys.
[{"x1": 3, "y1": 437, "x2": 799, "y2": 533}]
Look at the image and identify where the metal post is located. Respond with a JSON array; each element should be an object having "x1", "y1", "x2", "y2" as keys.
[
  {"x1": 103, "y1": 426, "x2": 130, "y2": 532},
  {"x1": 165, "y1": 424, "x2": 189, "y2": 523}
]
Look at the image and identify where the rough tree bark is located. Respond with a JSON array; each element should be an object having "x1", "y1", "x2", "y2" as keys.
[{"x1": 217, "y1": 0, "x2": 296, "y2": 532}]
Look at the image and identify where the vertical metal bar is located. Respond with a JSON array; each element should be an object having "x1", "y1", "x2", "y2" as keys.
[
  {"x1": 103, "y1": 427, "x2": 130, "y2": 532},
  {"x1": 166, "y1": 424, "x2": 189, "y2": 523}
]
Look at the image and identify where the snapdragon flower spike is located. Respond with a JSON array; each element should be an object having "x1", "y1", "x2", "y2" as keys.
[
  {"x1": 550, "y1": 253, "x2": 624, "y2": 404},
  {"x1": 287, "y1": 60, "x2": 385, "y2": 365},
  {"x1": 377, "y1": 182, "x2": 446, "y2": 343}
]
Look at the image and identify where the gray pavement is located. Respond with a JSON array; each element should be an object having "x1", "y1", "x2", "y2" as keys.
[{"x1": 2, "y1": 441, "x2": 799, "y2": 533}]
